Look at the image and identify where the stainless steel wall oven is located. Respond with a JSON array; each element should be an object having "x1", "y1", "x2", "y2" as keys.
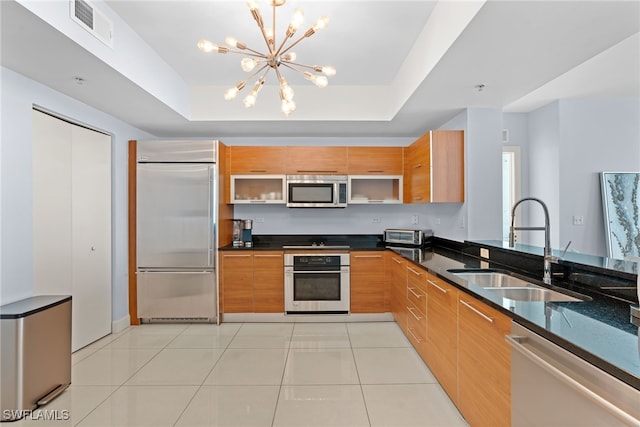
[{"x1": 284, "y1": 253, "x2": 350, "y2": 314}]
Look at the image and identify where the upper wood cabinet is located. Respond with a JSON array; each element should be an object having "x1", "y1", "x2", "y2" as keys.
[
  {"x1": 285, "y1": 146, "x2": 348, "y2": 174},
  {"x1": 404, "y1": 130, "x2": 464, "y2": 203},
  {"x1": 229, "y1": 146, "x2": 286, "y2": 174},
  {"x1": 347, "y1": 147, "x2": 403, "y2": 175}
]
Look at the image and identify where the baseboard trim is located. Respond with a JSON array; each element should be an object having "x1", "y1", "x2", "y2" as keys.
[
  {"x1": 112, "y1": 314, "x2": 131, "y2": 333},
  {"x1": 221, "y1": 312, "x2": 394, "y2": 323}
]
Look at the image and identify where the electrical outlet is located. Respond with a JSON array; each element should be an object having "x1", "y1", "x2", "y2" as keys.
[
  {"x1": 372, "y1": 217, "x2": 381, "y2": 223},
  {"x1": 411, "y1": 214, "x2": 419, "y2": 225},
  {"x1": 573, "y1": 215, "x2": 584, "y2": 225}
]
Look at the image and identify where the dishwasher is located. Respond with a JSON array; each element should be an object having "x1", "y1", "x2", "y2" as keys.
[{"x1": 507, "y1": 322, "x2": 640, "y2": 427}]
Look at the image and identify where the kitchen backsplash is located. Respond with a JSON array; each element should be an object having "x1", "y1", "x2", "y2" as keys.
[{"x1": 233, "y1": 203, "x2": 467, "y2": 240}]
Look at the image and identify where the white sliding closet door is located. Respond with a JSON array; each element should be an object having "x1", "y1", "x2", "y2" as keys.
[{"x1": 33, "y1": 109, "x2": 112, "y2": 351}]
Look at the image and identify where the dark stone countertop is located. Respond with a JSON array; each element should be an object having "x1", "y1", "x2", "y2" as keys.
[
  {"x1": 219, "y1": 233, "x2": 640, "y2": 390},
  {"x1": 414, "y1": 247, "x2": 640, "y2": 391}
]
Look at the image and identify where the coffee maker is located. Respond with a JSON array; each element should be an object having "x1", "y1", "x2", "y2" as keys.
[
  {"x1": 242, "y1": 219, "x2": 253, "y2": 247},
  {"x1": 232, "y1": 219, "x2": 253, "y2": 247}
]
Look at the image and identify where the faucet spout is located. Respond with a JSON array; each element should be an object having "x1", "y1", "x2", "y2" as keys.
[{"x1": 509, "y1": 197, "x2": 552, "y2": 284}]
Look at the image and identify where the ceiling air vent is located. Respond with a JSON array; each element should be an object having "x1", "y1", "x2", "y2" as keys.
[{"x1": 70, "y1": 0, "x2": 113, "y2": 48}]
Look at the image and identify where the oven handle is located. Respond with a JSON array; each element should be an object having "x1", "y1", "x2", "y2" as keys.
[{"x1": 289, "y1": 270, "x2": 345, "y2": 274}]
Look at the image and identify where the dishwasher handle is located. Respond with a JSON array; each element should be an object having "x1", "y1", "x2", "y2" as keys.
[{"x1": 506, "y1": 334, "x2": 639, "y2": 426}]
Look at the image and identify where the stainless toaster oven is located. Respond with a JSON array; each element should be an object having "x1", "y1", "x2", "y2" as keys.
[{"x1": 383, "y1": 228, "x2": 432, "y2": 247}]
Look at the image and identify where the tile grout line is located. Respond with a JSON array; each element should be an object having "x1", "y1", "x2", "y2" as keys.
[
  {"x1": 270, "y1": 322, "x2": 295, "y2": 427},
  {"x1": 347, "y1": 323, "x2": 374, "y2": 427},
  {"x1": 171, "y1": 322, "x2": 244, "y2": 427}
]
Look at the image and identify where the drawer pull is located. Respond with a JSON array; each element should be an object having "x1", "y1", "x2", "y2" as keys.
[
  {"x1": 427, "y1": 280, "x2": 448, "y2": 294},
  {"x1": 407, "y1": 326, "x2": 423, "y2": 343},
  {"x1": 407, "y1": 266, "x2": 422, "y2": 277},
  {"x1": 354, "y1": 255, "x2": 383, "y2": 259},
  {"x1": 249, "y1": 169, "x2": 267, "y2": 173},
  {"x1": 407, "y1": 306, "x2": 422, "y2": 321},
  {"x1": 460, "y1": 300, "x2": 494, "y2": 324},
  {"x1": 413, "y1": 196, "x2": 423, "y2": 201},
  {"x1": 254, "y1": 254, "x2": 282, "y2": 258},
  {"x1": 407, "y1": 287, "x2": 422, "y2": 299},
  {"x1": 223, "y1": 254, "x2": 251, "y2": 258},
  {"x1": 392, "y1": 257, "x2": 403, "y2": 264},
  {"x1": 414, "y1": 163, "x2": 423, "y2": 169}
]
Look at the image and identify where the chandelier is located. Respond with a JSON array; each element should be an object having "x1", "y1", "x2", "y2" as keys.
[{"x1": 197, "y1": 0, "x2": 336, "y2": 116}]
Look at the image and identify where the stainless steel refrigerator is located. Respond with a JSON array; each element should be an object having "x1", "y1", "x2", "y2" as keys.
[{"x1": 136, "y1": 140, "x2": 218, "y2": 322}]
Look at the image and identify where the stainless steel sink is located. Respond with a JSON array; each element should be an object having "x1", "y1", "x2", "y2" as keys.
[
  {"x1": 448, "y1": 269, "x2": 535, "y2": 288},
  {"x1": 447, "y1": 269, "x2": 586, "y2": 302},
  {"x1": 482, "y1": 287, "x2": 581, "y2": 302}
]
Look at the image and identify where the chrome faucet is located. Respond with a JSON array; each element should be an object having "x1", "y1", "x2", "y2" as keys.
[{"x1": 509, "y1": 197, "x2": 552, "y2": 285}]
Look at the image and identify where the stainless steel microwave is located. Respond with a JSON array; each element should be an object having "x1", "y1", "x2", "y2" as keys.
[
  {"x1": 383, "y1": 228, "x2": 431, "y2": 247},
  {"x1": 286, "y1": 175, "x2": 348, "y2": 208}
]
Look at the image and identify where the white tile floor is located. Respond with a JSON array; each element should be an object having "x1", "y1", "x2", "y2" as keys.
[{"x1": 16, "y1": 322, "x2": 468, "y2": 427}]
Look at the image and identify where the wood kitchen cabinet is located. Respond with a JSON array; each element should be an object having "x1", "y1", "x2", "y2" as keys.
[
  {"x1": 221, "y1": 253, "x2": 254, "y2": 313},
  {"x1": 220, "y1": 250, "x2": 285, "y2": 314},
  {"x1": 229, "y1": 146, "x2": 286, "y2": 174},
  {"x1": 347, "y1": 146, "x2": 403, "y2": 175},
  {"x1": 458, "y1": 292, "x2": 511, "y2": 427},
  {"x1": 425, "y1": 273, "x2": 458, "y2": 402},
  {"x1": 388, "y1": 252, "x2": 408, "y2": 332},
  {"x1": 404, "y1": 130, "x2": 464, "y2": 203},
  {"x1": 405, "y1": 263, "x2": 428, "y2": 356},
  {"x1": 285, "y1": 146, "x2": 348, "y2": 174},
  {"x1": 350, "y1": 252, "x2": 387, "y2": 313},
  {"x1": 252, "y1": 251, "x2": 284, "y2": 313}
]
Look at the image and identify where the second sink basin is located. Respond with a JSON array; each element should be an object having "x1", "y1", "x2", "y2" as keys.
[
  {"x1": 447, "y1": 269, "x2": 586, "y2": 302},
  {"x1": 482, "y1": 287, "x2": 582, "y2": 302}
]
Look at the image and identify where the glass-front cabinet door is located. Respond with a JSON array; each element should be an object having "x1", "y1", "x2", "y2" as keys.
[
  {"x1": 231, "y1": 175, "x2": 286, "y2": 204},
  {"x1": 348, "y1": 175, "x2": 403, "y2": 204}
]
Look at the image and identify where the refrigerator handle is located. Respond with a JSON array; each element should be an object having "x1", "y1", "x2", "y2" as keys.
[{"x1": 208, "y1": 166, "x2": 214, "y2": 267}]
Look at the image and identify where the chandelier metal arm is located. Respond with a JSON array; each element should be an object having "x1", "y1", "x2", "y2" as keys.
[{"x1": 278, "y1": 31, "x2": 311, "y2": 57}]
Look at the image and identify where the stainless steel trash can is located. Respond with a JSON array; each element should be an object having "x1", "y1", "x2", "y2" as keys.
[{"x1": 0, "y1": 296, "x2": 71, "y2": 422}]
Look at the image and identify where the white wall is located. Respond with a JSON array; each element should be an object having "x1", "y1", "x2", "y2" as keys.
[
  {"x1": 525, "y1": 98, "x2": 640, "y2": 256},
  {"x1": 465, "y1": 108, "x2": 504, "y2": 240},
  {"x1": 0, "y1": 67, "x2": 153, "y2": 325},
  {"x1": 527, "y1": 101, "x2": 561, "y2": 248},
  {"x1": 558, "y1": 98, "x2": 640, "y2": 256}
]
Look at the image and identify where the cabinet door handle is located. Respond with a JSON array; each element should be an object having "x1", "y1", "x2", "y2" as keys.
[
  {"x1": 460, "y1": 300, "x2": 494, "y2": 324},
  {"x1": 249, "y1": 169, "x2": 267, "y2": 173},
  {"x1": 254, "y1": 254, "x2": 282, "y2": 258},
  {"x1": 296, "y1": 170, "x2": 338, "y2": 173},
  {"x1": 427, "y1": 280, "x2": 448, "y2": 294},
  {"x1": 414, "y1": 163, "x2": 422, "y2": 169},
  {"x1": 392, "y1": 257, "x2": 403, "y2": 264},
  {"x1": 223, "y1": 254, "x2": 252, "y2": 258},
  {"x1": 413, "y1": 196, "x2": 423, "y2": 201},
  {"x1": 407, "y1": 287, "x2": 422, "y2": 299},
  {"x1": 407, "y1": 266, "x2": 422, "y2": 277},
  {"x1": 407, "y1": 326, "x2": 423, "y2": 343},
  {"x1": 407, "y1": 306, "x2": 422, "y2": 321},
  {"x1": 367, "y1": 170, "x2": 385, "y2": 173}
]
